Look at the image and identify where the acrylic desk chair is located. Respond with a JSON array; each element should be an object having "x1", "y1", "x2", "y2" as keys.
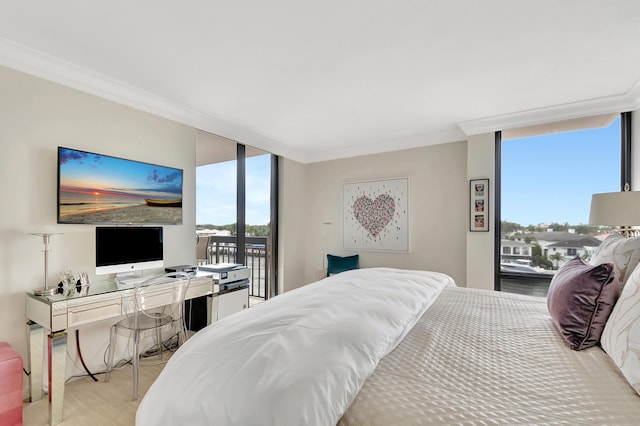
[{"x1": 104, "y1": 272, "x2": 191, "y2": 400}]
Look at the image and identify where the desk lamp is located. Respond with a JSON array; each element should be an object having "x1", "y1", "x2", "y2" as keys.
[
  {"x1": 589, "y1": 185, "x2": 640, "y2": 238},
  {"x1": 30, "y1": 227, "x2": 62, "y2": 296}
]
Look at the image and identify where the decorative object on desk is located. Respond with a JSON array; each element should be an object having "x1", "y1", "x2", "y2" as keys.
[
  {"x1": 56, "y1": 271, "x2": 92, "y2": 296},
  {"x1": 343, "y1": 177, "x2": 409, "y2": 251},
  {"x1": 59, "y1": 270, "x2": 76, "y2": 296},
  {"x1": 79, "y1": 272, "x2": 91, "y2": 296},
  {"x1": 326, "y1": 254, "x2": 359, "y2": 276},
  {"x1": 589, "y1": 184, "x2": 640, "y2": 237},
  {"x1": 470, "y1": 178, "x2": 489, "y2": 232},
  {"x1": 30, "y1": 227, "x2": 63, "y2": 296}
]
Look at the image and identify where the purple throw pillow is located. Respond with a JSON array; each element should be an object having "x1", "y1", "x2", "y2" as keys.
[{"x1": 547, "y1": 256, "x2": 619, "y2": 350}]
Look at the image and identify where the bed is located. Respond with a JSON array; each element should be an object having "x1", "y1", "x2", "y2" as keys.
[{"x1": 136, "y1": 264, "x2": 640, "y2": 425}]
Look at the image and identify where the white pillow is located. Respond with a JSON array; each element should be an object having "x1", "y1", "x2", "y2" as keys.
[
  {"x1": 589, "y1": 233, "x2": 640, "y2": 288},
  {"x1": 600, "y1": 261, "x2": 640, "y2": 396}
]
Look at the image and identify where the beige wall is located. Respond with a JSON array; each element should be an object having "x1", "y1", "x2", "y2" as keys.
[
  {"x1": 0, "y1": 66, "x2": 198, "y2": 388},
  {"x1": 278, "y1": 157, "x2": 308, "y2": 293},
  {"x1": 466, "y1": 133, "x2": 496, "y2": 290},
  {"x1": 279, "y1": 142, "x2": 468, "y2": 289}
]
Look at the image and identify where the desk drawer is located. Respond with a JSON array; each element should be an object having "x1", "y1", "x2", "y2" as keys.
[
  {"x1": 68, "y1": 300, "x2": 122, "y2": 327},
  {"x1": 186, "y1": 279, "x2": 212, "y2": 299}
]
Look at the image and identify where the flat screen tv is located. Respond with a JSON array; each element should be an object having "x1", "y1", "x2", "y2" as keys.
[
  {"x1": 57, "y1": 146, "x2": 183, "y2": 224},
  {"x1": 95, "y1": 226, "x2": 164, "y2": 276}
]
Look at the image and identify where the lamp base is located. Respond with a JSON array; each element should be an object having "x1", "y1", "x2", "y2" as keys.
[
  {"x1": 33, "y1": 287, "x2": 57, "y2": 296},
  {"x1": 619, "y1": 226, "x2": 640, "y2": 238}
]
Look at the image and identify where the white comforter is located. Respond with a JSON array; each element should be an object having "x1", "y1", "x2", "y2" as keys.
[{"x1": 136, "y1": 267, "x2": 455, "y2": 425}]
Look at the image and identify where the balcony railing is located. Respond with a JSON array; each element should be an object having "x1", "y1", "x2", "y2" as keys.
[{"x1": 199, "y1": 235, "x2": 268, "y2": 299}]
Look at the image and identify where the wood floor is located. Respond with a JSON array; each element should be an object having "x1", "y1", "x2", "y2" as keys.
[{"x1": 23, "y1": 355, "x2": 169, "y2": 426}]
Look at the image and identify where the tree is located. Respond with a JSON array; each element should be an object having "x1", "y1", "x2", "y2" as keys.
[
  {"x1": 530, "y1": 242, "x2": 553, "y2": 270},
  {"x1": 531, "y1": 242, "x2": 541, "y2": 257},
  {"x1": 549, "y1": 252, "x2": 565, "y2": 269},
  {"x1": 547, "y1": 222, "x2": 567, "y2": 232},
  {"x1": 501, "y1": 221, "x2": 522, "y2": 236}
]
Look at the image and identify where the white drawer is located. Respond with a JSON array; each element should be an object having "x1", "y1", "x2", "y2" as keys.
[{"x1": 68, "y1": 300, "x2": 122, "y2": 327}]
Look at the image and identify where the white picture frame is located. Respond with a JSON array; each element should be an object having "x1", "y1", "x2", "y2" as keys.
[
  {"x1": 470, "y1": 178, "x2": 489, "y2": 232},
  {"x1": 343, "y1": 177, "x2": 409, "y2": 251}
]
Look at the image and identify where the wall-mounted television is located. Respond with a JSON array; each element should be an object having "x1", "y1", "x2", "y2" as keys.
[
  {"x1": 95, "y1": 226, "x2": 164, "y2": 276},
  {"x1": 57, "y1": 147, "x2": 183, "y2": 224}
]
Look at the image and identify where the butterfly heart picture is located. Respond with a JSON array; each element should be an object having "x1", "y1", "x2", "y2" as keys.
[{"x1": 343, "y1": 177, "x2": 409, "y2": 251}]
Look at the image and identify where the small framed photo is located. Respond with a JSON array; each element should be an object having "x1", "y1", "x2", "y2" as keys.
[{"x1": 470, "y1": 178, "x2": 489, "y2": 232}]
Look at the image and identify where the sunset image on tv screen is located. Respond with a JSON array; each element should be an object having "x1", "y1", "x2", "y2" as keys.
[{"x1": 58, "y1": 147, "x2": 183, "y2": 224}]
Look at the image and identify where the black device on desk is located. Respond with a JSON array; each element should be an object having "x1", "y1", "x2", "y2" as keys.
[
  {"x1": 165, "y1": 265, "x2": 198, "y2": 276},
  {"x1": 220, "y1": 278, "x2": 250, "y2": 291}
]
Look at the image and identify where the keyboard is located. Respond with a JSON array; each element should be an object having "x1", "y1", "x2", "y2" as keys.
[{"x1": 115, "y1": 276, "x2": 151, "y2": 290}]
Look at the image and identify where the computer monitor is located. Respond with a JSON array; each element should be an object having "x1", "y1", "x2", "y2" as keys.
[{"x1": 95, "y1": 226, "x2": 164, "y2": 278}]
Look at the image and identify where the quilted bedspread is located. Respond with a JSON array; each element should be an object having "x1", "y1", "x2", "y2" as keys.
[{"x1": 339, "y1": 286, "x2": 640, "y2": 425}]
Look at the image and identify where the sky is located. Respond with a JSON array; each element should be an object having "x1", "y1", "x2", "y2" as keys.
[
  {"x1": 196, "y1": 154, "x2": 271, "y2": 226},
  {"x1": 501, "y1": 116, "x2": 620, "y2": 227}
]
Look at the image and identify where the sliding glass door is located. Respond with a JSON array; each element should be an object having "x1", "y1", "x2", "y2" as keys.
[{"x1": 195, "y1": 131, "x2": 278, "y2": 302}]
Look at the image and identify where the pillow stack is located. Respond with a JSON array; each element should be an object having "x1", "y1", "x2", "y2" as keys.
[
  {"x1": 589, "y1": 233, "x2": 640, "y2": 290},
  {"x1": 586, "y1": 233, "x2": 640, "y2": 396}
]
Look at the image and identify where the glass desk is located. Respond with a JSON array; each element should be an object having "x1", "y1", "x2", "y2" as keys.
[{"x1": 25, "y1": 272, "x2": 215, "y2": 426}]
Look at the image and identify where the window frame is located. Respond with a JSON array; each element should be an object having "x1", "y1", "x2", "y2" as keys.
[{"x1": 494, "y1": 112, "x2": 632, "y2": 291}]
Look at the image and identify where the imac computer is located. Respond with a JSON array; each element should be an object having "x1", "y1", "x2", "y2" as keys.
[{"x1": 95, "y1": 226, "x2": 164, "y2": 287}]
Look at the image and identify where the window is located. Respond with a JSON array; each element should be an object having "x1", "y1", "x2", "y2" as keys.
[
  {"x1": 196, "y1": 133, "x2": 279, "y2": 301},
  {"x1": 503, "y1": 247, "x2": 511, "y2": 254},
  {"x1": 497, "y1": 113, "x2": 629, "y2": 297}
]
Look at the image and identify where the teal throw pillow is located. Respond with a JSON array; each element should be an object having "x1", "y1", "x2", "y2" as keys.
[{"x1": 327, "y1": 254, "x2": 359, "y2": 276}]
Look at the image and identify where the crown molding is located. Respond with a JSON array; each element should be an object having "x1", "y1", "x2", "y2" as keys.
[
  {"x1": 4, "y1": 36, "x2": 637, "y2": 163},
  {"x1": 299, "y1": 127, "x2": 466, "y2": 163},
  {"x1": 0, "y1": 37, "x2": 204, "y2": 124},
  {"x1": 458, "y1": 81, "x2": 640, "y2": 136},
  {"x1": 0, "y1": 37, "x2": 301, "y2": 160},
  {"x1": 0, "y1": 36, "x2": 462, "y2": 164}
]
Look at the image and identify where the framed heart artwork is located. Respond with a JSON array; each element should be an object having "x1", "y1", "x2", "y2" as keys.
[{"x1": 343, "y1": 177, "x2": 409, "y2": 251}]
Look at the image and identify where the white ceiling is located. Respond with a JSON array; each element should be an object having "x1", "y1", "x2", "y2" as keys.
[{"x1": 1, "y1": 0, "x2": 639, "y2": 163}]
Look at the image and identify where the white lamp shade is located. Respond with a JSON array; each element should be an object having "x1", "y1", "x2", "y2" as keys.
[{"x1": 589, "y1": 191, "x2": 640, "y2": 226}]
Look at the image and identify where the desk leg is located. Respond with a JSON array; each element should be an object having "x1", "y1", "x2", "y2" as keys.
[
  {"x1": 207, "y1": 294, "x2": 213, "y2": 324},
  {"x1": 48, "y1": 331, "x2": 67, "y2": 426},
  {"x1": 26, "y1": 320, "x2": 44, "y2": 402}
]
